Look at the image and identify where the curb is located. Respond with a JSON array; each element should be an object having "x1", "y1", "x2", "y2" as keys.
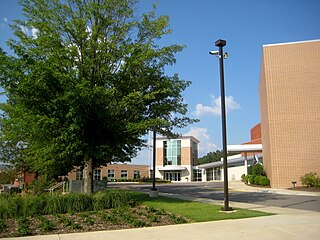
[{"x1": 229, "y1": 186, "x2": 320, "y2": 197}]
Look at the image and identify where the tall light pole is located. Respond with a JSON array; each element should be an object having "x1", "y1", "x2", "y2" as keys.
[
  {"x1": 209, "y1": 39, "x2": 232, "y2": 211},
  {"x1": 152, "y1": 129, "x2": 156, "y2": 191},
  {"x1": 149, "y1": 128, "x2": 159, "y2": 197}
]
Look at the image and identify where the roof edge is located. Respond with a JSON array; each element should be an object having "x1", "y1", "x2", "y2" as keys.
[{"x1": 263, "y1": 39, "x2": 320, "y2": 48}]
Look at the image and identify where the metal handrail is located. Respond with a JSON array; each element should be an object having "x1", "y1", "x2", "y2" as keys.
[{"x1": 46, "y1": 181, "x2": 66, "y2": 194}]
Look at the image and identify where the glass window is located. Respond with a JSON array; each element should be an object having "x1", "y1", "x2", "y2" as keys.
[
  {"x1": 76, "y1": 170, "x2": 83, "y2": 180},
  {"x1": 193, "y1": 169, "x2": 202, "y2": 182},
  {"x1": 93, "y1": 169, "x2": 101, "y2": 180},
  {"x1": 134, "y1": 170, "x2": 140, "y2": 179},
  {"x1": 163, "y1": 140, "x2": 181, "y2": 166},
  {"x1": 108, "y1": 170, "x2": 115, "y2": 181},
  {"x1": 206, "y1": 168, "x2": 214, "y2": 181},
  {"x1": 121, "y1": 170, "x2": 128, "y2": 179},
  {"x1": 214, "y1": 168, "x2": 221, "y2": 180}
]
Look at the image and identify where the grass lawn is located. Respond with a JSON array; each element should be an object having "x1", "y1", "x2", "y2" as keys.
[{"x1": 131, "y1": 191, "x2": 274, "y2": 222}]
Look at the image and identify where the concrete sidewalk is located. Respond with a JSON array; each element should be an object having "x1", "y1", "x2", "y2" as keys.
[{"x1": 228, "y1": 180, "x2": 320, "y2": 197}]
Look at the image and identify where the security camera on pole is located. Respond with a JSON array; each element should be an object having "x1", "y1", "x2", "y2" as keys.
[{"x1": 209, "y1": 39, "x2": 233, "y2": 212}]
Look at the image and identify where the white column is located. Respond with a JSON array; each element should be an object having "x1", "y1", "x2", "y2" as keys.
[{"x1": 244, "y1": 152, "x2": 248, "y2": 175}]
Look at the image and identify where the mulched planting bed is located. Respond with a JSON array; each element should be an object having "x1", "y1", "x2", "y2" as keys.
[
  {"x1": 287, "y1": 186, "x2": 320, "y2": 192},
  {"x1": 0, "y1": 206, "x2": 189, "y2": 238}
]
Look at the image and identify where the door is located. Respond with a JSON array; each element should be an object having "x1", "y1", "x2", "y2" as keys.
[
  {"x1": 165, "y1": 172, "x2": 173, "y2": 181},
  {"x1": 214, "y1": 168, "x2": 221, "y2": 180},
  {"x1": 174, "y1": 172, "x2": 181, "y2": 181}
]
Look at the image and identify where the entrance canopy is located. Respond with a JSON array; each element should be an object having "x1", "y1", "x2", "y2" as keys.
[
  {"x1": 157, "y1": 166, "x2": 187, "y2": 171},
  {"x1": 197, "y1": 153, "x2": 263, "y2": 169},
  {"x1": 227, "y1": 144, "x2": 262, "y2": 152}
]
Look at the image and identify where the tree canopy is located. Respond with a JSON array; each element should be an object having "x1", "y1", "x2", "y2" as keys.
[
  {"x1": 198, "y1": 151, "x2": 223, "y2": 165},
  {"x1": 0, "y1": 0, "x2": 196, "y2": 190},
  {"x1": 198, "y1": 150, "x2": 240, "y2": 165}
]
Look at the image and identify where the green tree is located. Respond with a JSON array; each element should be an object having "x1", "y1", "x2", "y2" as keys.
[
  {"x1": 198, "y1": 150, "x2": 238, "y2": 165},
  {"x1": 198, "y1": 151, "x2": 223, "y2": 165},
  {"x1": 0, "y1": 168, "x2": 18, "y2": 184},
  {"x1": 0, "y1": 0, "x2": 196, "y2": 193}
]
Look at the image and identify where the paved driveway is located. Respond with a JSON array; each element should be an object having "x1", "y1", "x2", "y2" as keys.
[{"x1": 112, "y1": 182, "x2": 320, "y2": 212}]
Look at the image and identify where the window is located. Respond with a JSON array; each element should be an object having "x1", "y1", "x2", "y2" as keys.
[
  {"x1": 76, "y1": 170, "x2": 83, "y2": 180},
  {"x1": 121, "y1": 170, "x2": 128, "y2": 179},
  {"x1": 163, "y1": 140, "x2": 181, "y2": 166},
  {"x1": 134, "y1": 170, "x2": 140, "y2": 179},
  {"x1": 191, "y1": 141, "x2": 198, "y2": 166},
  {"x1": 193, "y1": 169, "x2": 202, "y2": 182},
  {"x1": 108, "y1": 170, "x2": 115, "y2": 181},
  {"x1": 206, "y1": 168, "x2": 214, "y2": 181},
  {"x1": 214, "y1": 168, "x2": 221, "y2": 180},
  {"x1": 93, "y1": 169, "x2": 101, "y2": 180}
]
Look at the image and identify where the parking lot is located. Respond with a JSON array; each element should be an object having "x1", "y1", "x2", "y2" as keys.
[{"x1": 110, "y1": 181, "x2": 320, "y2": 212}]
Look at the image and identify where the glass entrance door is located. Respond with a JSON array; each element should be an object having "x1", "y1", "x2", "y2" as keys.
[
  {"x1": 174, "y1": 172, "x2": 181, "y2": 181},
  {"x1": 165, "y1": 172, "x2": 173, "y2": 181},
  {"x1": 165, "y1": 171, "x2": 181, "y2": 181},
  {"x1": 214, "y1": 168, "x2": 221, "y2": 180}
]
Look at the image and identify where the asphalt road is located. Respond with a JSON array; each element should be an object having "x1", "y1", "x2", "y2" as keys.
[{"x1": 112, "y1": 182, "x2": 320, "y2": 212}]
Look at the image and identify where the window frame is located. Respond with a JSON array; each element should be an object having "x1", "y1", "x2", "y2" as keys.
[
  {"x1": 121, "y1": 170, "x2": 128, "y2": 179},
  {"x1": 108, "y1": 169, "x2": 115, "y2": 181},
  {"x1": 93, "y1": 169, "x2": 101, "y2": 180}
]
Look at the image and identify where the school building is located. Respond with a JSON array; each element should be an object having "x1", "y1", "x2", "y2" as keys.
[
  {"x1": 259, "y1": 39, "x2": 320, "y2": 188},
  {"x1": 155, "y1": 136, "x2": 199, "y2": 182},
  {"x1": 67, "y1": 163, "x2": 150, "y2": 181}
]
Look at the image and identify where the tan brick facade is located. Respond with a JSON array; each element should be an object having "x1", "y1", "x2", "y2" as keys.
[
  {"x1": 259, "y1": 40, "x2": 320, "y2": 188},
  {"x1": 68, "y1": 164, "x2": 149, "y2": 181},
  {"x1": 155, "y1": 136, "x2": 199, "y2": 181}
]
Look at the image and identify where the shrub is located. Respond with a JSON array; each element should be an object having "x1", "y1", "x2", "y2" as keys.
[
  {"x1": 242, "y1": 175, "x2": 249, "y2": 184},
  {"x1": 248, "y1": 175, "x2": 254, "y2": 184},
  {"x1": 0, "y1": 219, "x2": 7, "y2": 232},
  {"x1": 0, "y1": 189, "x2": 131, "y2": 220},
  {"x1": 243, "y1": 163, "x2": 270, "y2": 186},
  {"x1": 16, "y1": 217, "x2": 32, "y2": 237},
  {"x1": 252, "y1": 175, "x2": 270, "y2": 186},
  {"x1": 37, "y1": 216, "x2": 55, "y2": 231},
  {"x1": 21, "y1": 194, "x2": 47, "y2": 216},
  {"x1": 252, "y1": 164, "x2": 264, "y2": 177},
  {"x1": 258, "y1": 176, "x2": 270, "y2": 186},
  {"x1": 301, "y1": 172, "x2": 320, "y2": 188},
  {"x1": 93, "y1": 189, "x2": 131, "y2": 210},
  {"x1": 241, "y1": 174, "x2": 246, "y2": 182},
  {"x1": 46, "y1": 193, "x2": 94, "y2": 214},
  {"x1": 0, "y1": 195, "x2": 23, "y2": 219},
  {"x1": 253, "y1": 175, "x2": 261, "y2": 185}
]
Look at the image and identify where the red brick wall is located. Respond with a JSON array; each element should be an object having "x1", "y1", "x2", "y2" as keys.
[
  {"x1": 250, "y1": 123, "x2": 261, "y2": 141},
  {"x1": 23, "y1": 171, "x2": 36, "y2": 186},
  {"x1": 241, "y1": 123, "x2": 262, "y2": 156}
]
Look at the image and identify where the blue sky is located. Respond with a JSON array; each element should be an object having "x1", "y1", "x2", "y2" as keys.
[{"x1": 1, "y1": 0, "x2": 320, "y2": 166}]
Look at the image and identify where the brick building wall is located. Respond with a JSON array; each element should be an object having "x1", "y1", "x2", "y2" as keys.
[
  {"x1": 155, "y1": 137, "x2": 199, "y2": 167},
  {"x1": 68, "y1": 164, "x2": 149, "y2": 181},
  {"x1": 241, "y1": 123, "x2": 262, "y2": 157},
  {"x1": 155, "y1": 136, "x2": 199, "y2": 181},
  {"x1": 259, "y1": 40, "x2": 320, "y2": 188},
  {"x1": 242, "y1": 123, "x2": 262, "y2": 145}
]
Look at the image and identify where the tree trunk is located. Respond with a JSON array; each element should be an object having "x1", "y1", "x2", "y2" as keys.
[{"x1": 83, "y1": 158, "x2": 93, "y2": 194}]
